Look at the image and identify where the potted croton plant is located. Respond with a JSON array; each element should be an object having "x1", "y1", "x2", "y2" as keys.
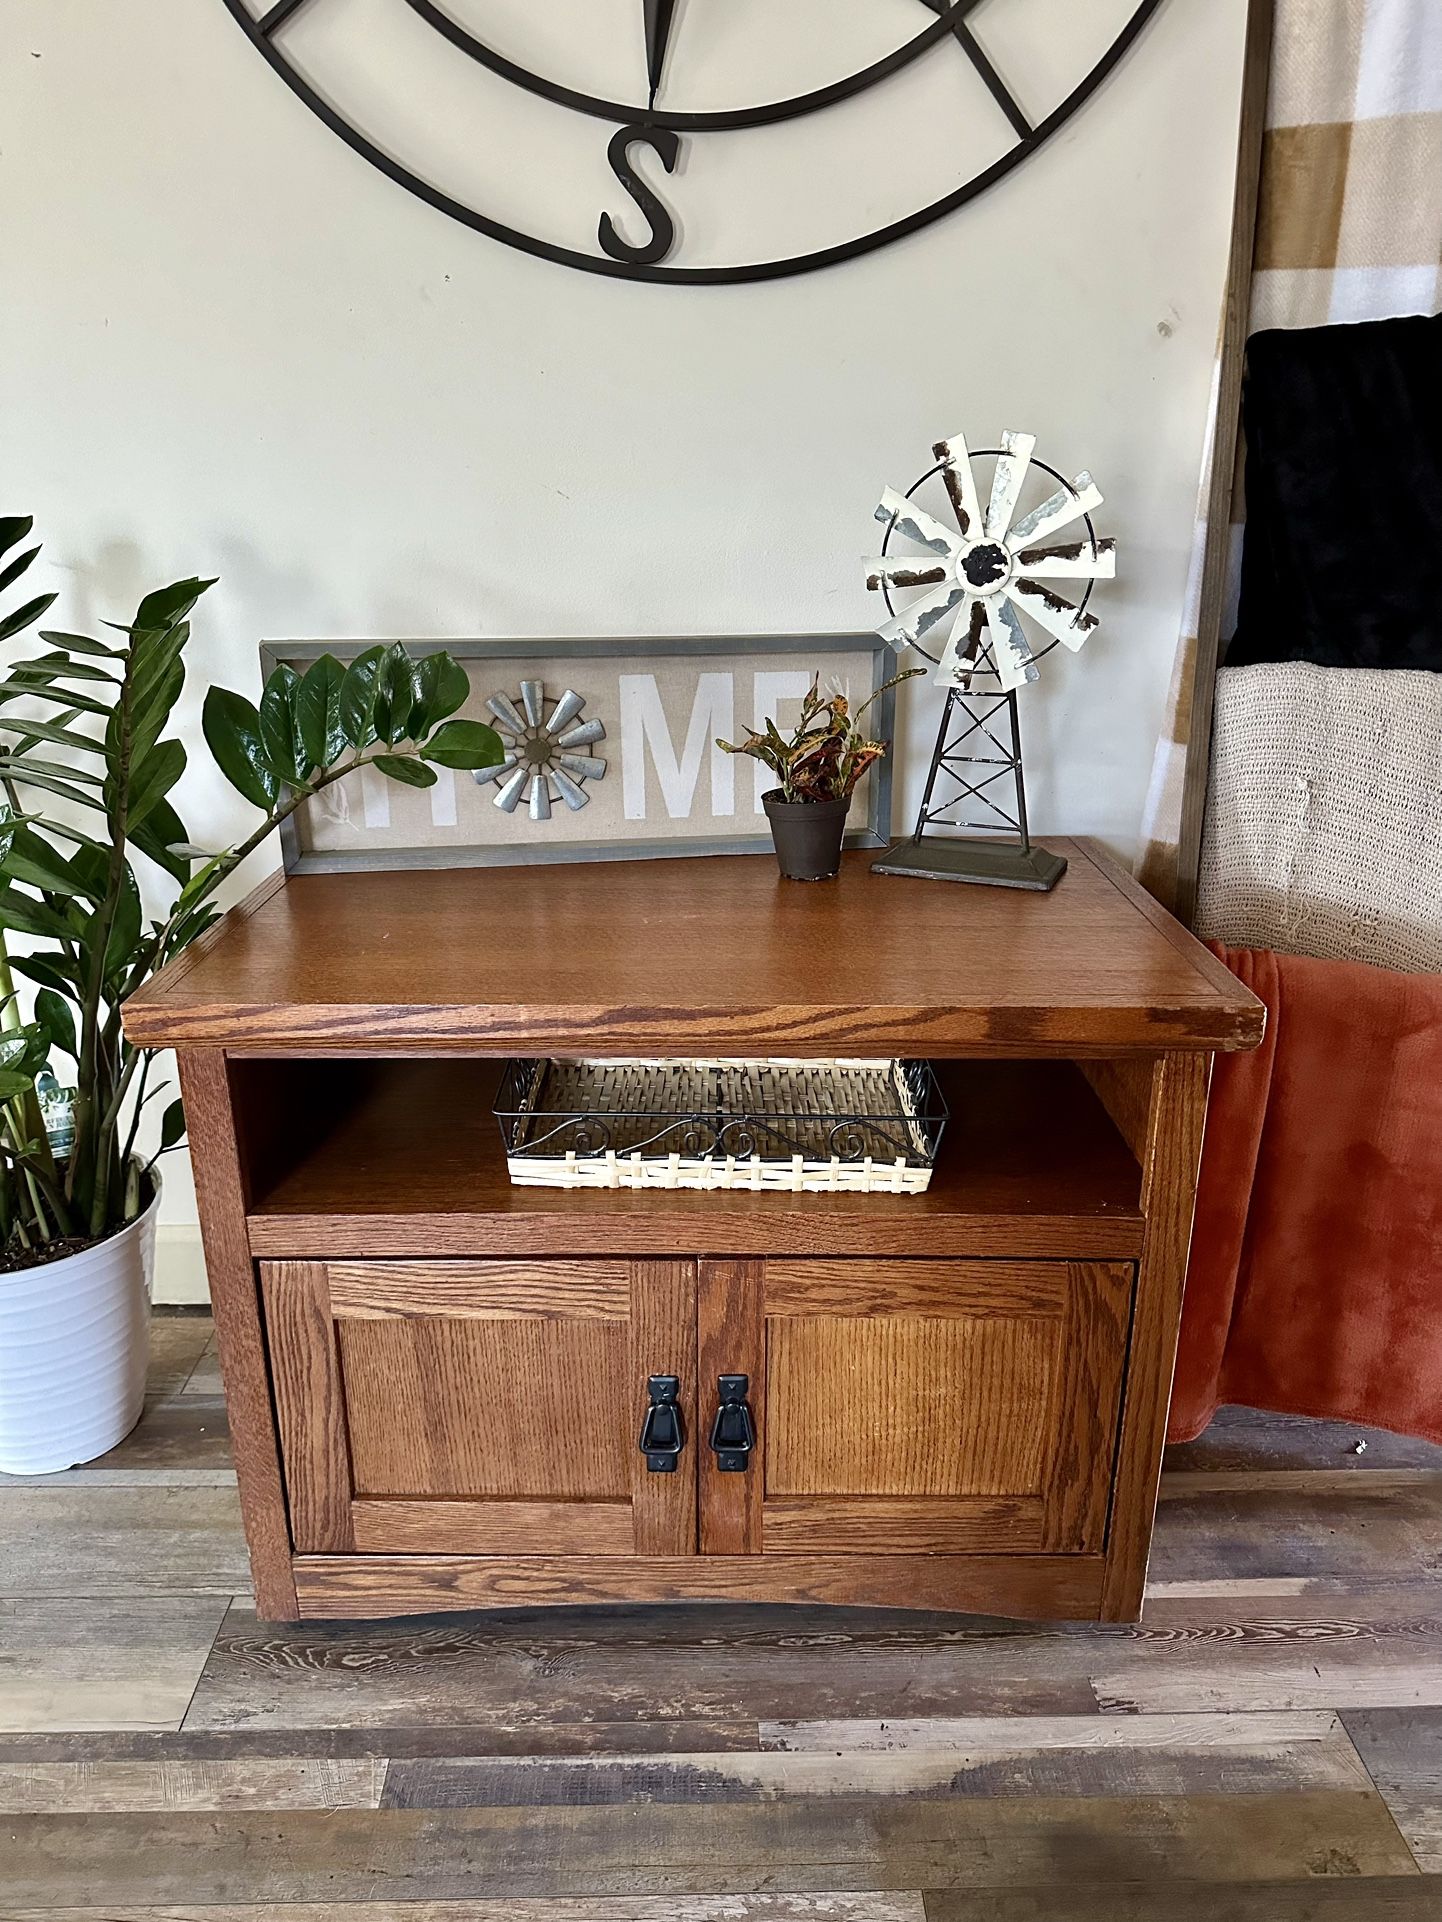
[
  {"x1": 718, "y1": 668, "x2": 920, "y2": 881},
  {"x1": 0, "y1": 516, "x2": 502, "y2": 1473}
]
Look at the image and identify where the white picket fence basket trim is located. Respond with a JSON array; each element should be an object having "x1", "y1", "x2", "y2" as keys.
[{"x1": 497, "y1": 1057, "x2": 944, "y2": 1196}]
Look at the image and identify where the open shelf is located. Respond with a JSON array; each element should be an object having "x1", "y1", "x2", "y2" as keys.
[{"x1": 239, "y1": 1057, "x2": 1144, "y2": 1260}]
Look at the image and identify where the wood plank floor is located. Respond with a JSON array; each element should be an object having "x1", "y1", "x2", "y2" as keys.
[{"x1": 1, "y1": 1312, "x2": 1440, "y2": 1918}]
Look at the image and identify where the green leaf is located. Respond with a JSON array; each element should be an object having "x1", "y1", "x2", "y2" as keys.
[
  {"x1": 0, "y1": 766, "x2": 106, "y2": 813},
  {"x1": 124, "y1": 737, "x2": 186, "y2": 829},
  {"x1": 12, "y1": 652, "x2": 117, "y2": 684},
  {"x1": 0, "y1": 1067, "x2": 35, "y2": 1098},
  {"x1": 373, "y1": 753, "x2": 436, "y2": 788},
  {"x1": 37, "y1": 628, "x2": 125, "y2": 659},
  {"x1": 0, "y1": 754, "x2": 103, "y2": 786},
  {"x1": 203, "y1": 686, "x2": 279, "y2": 810},
  {"x1": 131, "y1": 576, "x2": 216, "y2": 635},
  {"x1": 296, "y1": 654, "x2": 348, "y2": 771},
  {"x1": 258, "y1": 664, "x2": 308, "y2": 785},
  {"x1": 0, "y1": 886, "x2": 76, "y2": 941},
  {"x1": 339, "y1": 645, "x2": 386, "y2": 749},
  {"x1": 130, "y1": 796, "x2": 194, "y2": 885},
  {"x1": 0, "y1": 825, "x2": 98, "y2": 899},
  {"x1": 0, "y1": 592, "x2": 57, "y2": 642},
  {"x1": 34, "y1": 989, "x2": 77, "y2": 1060},
  {"x1": 371, "y1": 645, "x2": 419, "y2": 747},
  {"x1": 420, "y1": 718, "x2": 505, "y2": 771},
  {"x1": 0, "y1": 714, "x2": 105, "y2": 757},
  {"x1": 408, "y1": 652, "x2": 470, "y2": 740},
  {"x1": 0, "y1": 681, "x2": 111, "y2": 719},
  {"x1": 7, "y1": 952, "x2": 80, "y2": 995},
  {"x1": 159, "y1": 1098, "x2": 185, "y2": 1150},
  {"x1": 0, "y1": 516, "x2": 34, "y2": 563},
  {"x1": 0, "y1": 545, "x2": 39, "y2": 596},
  {"x1": 98, "y1": 862, "x2": 143, "y2": 979}
]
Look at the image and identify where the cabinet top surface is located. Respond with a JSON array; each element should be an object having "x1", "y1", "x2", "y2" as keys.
[{"x1": 123, "y1": 839, "x2": 1263, "y2": 1055}]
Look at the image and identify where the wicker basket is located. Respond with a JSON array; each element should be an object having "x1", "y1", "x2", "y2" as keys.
[{"x1": 493, "y1": 1057, "x2": 948, "y2": 1194}]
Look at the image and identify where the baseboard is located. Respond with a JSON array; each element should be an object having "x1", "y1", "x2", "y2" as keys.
[{"x1": 154, "y1": 1224, "x2": 209, "y2": 1305}]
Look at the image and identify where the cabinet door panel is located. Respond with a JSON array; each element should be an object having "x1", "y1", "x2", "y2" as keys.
[
  {"x1": 262, "y1": 1258, "x2": 697, "y2": 1557},
  {"x1": 697, "y1": 1257, "x2": 1132, "y2": 1558}
]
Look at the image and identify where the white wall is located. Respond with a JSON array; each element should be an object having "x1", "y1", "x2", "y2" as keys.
[{"x1": 1, "y1": 0, "x2": 1248, "y2": 1266}]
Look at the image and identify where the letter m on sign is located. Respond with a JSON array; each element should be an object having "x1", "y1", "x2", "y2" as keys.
[{"x1": 620, "y1": 673, "x2": 735, "y2": 820}]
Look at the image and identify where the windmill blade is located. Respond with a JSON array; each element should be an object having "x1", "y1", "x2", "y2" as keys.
[
  {"x1": 1014, "y1": 537, "x2": 1117, "y2": 580},
  {"x1": 1010, "y1": 580, "x2": 1100, "y2": 653},
  {"x1": 486, "y1": 692, "x2": 525, "y2": 732},
  {"x1": 491, "y1": 765, "x2": 529, "y2": 812},
  {"x1": 875, "y1": 487, "x2": 960, "y2": 559},
  {"x1": 986, "y1": 596, "x2": 1039, "y2": 693},
  {"x1": 472, "y1": 751, "x2": 519, "y2": 786},
  {"x1": 933, "y1": 596, "x2": 987, "y2": 687},
  {"x1": 932, "y1": 431, "x2": 985, "y2": 540},
  {"x1": 1007, "y1": 470, "x2": 1104, "y2": 548},
  {"x1": 984, "y1": 429, "x2": 1036, "y2": 541},
  {"x1": 876, "y1": 579, "x2": 967, "y2": 657},
  {"x1": 544, "y1": 688, "x2": 586, "y2": 736},
  {"x1": 863, "y1": 555, "x2": 949, "y2": 592},
  {"x1": 556, "y1": 717, "x2": 605, "y2": 748}
]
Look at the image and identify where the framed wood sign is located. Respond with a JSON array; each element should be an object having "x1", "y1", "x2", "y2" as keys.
[{"x1": 259, "y1": 634, "x2": 898, "y2": 873}]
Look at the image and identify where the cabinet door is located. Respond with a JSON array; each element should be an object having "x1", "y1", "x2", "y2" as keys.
[
  {"x1": 697, "y1": 1259, "x2": 1132, "y2": 1557},
  {"x1": 261, "y1": 1259, "x2": 697, "y2": 1557}
]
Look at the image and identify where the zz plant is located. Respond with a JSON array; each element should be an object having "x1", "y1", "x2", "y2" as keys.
[{"x1": 0, "y1": 516, "x2": 501, "y2": 1261}]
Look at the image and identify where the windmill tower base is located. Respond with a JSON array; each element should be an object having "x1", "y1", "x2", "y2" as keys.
[{"x1": 871, "y1": 682, "x2": 1067, "y2": 892}]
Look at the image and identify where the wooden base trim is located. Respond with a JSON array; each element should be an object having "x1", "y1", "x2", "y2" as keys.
[
  {"x1": 291, "y1": 1551, "x2": 1106, "y2": 1619},
  {"x1": 761, "y1": 1494, "x2": 1043, "y2": 1554},
  {"x1": 350, "y1": 1499, "x2": 635, "y2": 1556},
  {"x1": 247, "y1": 1213, "x2": 1145, "y2": 1262}
]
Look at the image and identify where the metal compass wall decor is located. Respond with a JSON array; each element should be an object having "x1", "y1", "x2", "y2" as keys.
[
  {"x1": 865, "y1": 430, "x2": 1115, "y2": 891},
  {"x1": 220, "y1": 0, "x2": 1164, "y2": 283}
]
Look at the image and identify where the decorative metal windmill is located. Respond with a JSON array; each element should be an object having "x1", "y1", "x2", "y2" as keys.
[
  {"x1": 864, "y1": 431, "x2": 1116, "y2": 890},
  {"x1": 472, "y1": 681, "x2": 607, "y2": 822}
]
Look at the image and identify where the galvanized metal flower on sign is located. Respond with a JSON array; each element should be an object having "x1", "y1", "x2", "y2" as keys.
[
  {"x1": 473, "y1": 681, "x2": 607, "y2": 820},
  {"x1": 864, "y1": 430, "x2": 1116, "y2": 694}
]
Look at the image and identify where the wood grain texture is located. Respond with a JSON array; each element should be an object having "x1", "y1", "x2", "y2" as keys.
[
  {"x1": 327, "y1": 1260, "x2": 632, "y2": 1319},
  {"x1": 291, "y1": 1553, "x2": 1107, "y2": 1619},
  {"x1": 765, "y1": 1315, "x2": 1056, "y2": 1499},
  {"x1": 764, "y1": 1263, "x2": 1065, "y2": 1318},
  {"x1": 243, "y1": 1059, "x2": 1146, "y2": 1262},
  {"x1": 259, "y1": 1263, "x2": 353, "y2": 1554},
  {"x1": 0, "y1": 1599, "x2": 228, "y2": 1734},
  {"x1": 382, "y1": 1714, "x2": 1374, "y2": 1802},
  {"x1": 924, "y1": 1883, "x2": 1438, "y2": 1922},
  {"x1": 349, "y1": 1499, "x2": 636, "y2": 1556},
  {"x1": 1343, "y1": 1708, "x2": 1442, "y2": 1872},
  {"x1": 1171, "y1": 0, "x2": 1277, "y2": 925},
  {"x1": 629, "y1": 1259, "x2": 699, "y2": 1557},
  {"x1": 760, "y1": 1497, "x2": 1043, "y2": 1556},
  {"x1": 1040, "y1": 1262, "x2": 1133, "y2": 1553},
  {"x1": 123, "y1": 844, "x2": 1263, "y2": 1055},
  {"x1": 335, "y1": 1314, "x2": 631, "y2": 1499},
  {"x1": 0, "y1": 1903, "x2": 924, "y2": 1922},
  {"x1": 0, "y1": 1793, "x2": 1411, "y2": 1904},
  {"x1": 0, "y1": 1486, "x2": 250, "y2": 1597},
  {"x1": 175, "y1": 1050, "x2": 298, "y2": 1621},
  {"x1": 698, "y1": 1260, "x2": 766, "y2": 1557},
  {"x1": 1100, "y1": 1052, "x2": 1211, "y2": 1620},
  {"x1": 0, "y1": 1755, "x2": 384, "y2": 1812}
]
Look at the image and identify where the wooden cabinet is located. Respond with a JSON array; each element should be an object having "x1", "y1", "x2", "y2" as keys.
[
  {"x1": 699, "y1": 1259, "x2": 1132, "y2": 1559},
  {"x1": 261, "y1": 1259, "x2": 697, "y2": 1558},
  {"x1": 123, "y1": 840, "x2": 1264, "y2": 1624},
  {"x1": 261, "y1": 1254, "x2": 1133, "y2": 1574}
]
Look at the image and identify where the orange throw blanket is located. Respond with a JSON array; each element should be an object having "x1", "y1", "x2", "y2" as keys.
[{"x1": 1168, "y1": 944, "x2": 1442, "y2": 1445}]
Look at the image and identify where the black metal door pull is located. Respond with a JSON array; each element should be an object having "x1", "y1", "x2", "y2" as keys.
[
  {"x1": 639, "y1": 1374, "x2": 684, "y2": 1473},
  {"x1": 709, "y1": 1373, "x2": 755, "y2": 1472}
]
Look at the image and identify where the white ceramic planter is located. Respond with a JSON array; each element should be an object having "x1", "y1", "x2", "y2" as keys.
[{"x1": 0, "y1": 1174, "x2": 159, "y2": 1474}]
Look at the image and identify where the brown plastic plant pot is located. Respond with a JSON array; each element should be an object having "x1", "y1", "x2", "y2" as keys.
[{"x1": 762, "y1": 789, "x2": 851, "y2": 881}]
